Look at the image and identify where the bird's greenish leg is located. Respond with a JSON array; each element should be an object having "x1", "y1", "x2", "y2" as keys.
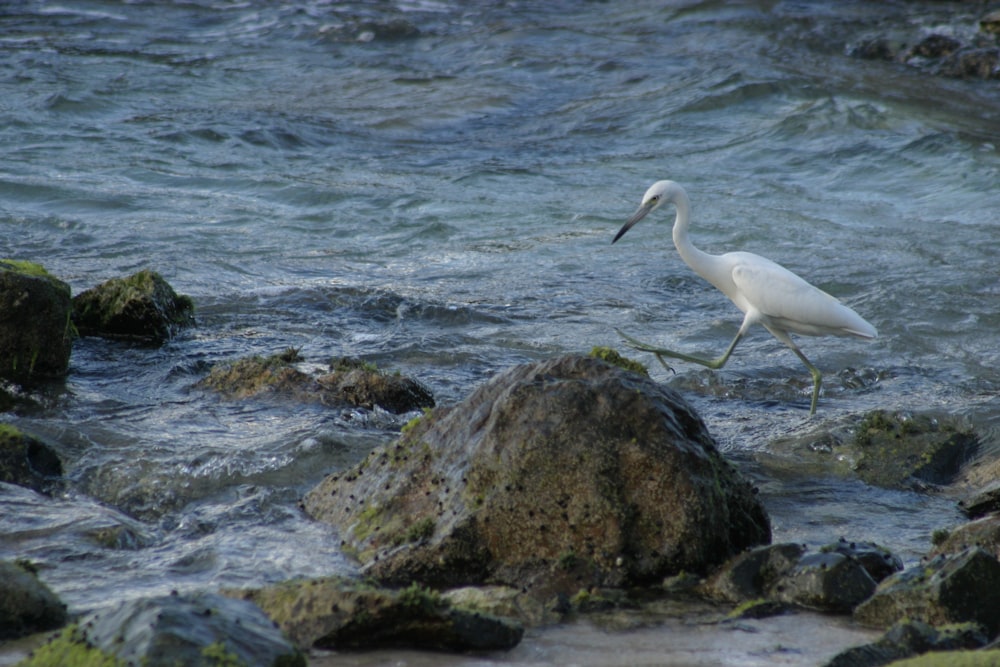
[
  {"x1": 616, "y1": 328, "x2": 744, "y2": 372},
  {"x1": 785, "y1": 345, "x2": 822, "y2": 416}
]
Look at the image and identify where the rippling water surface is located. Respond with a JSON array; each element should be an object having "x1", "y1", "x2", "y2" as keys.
[{"x1": 2, "y1": 0, "x2": 999, "y2": 662}]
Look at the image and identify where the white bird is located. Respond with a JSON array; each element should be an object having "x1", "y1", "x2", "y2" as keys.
[{"x1": 612, "y1": 180, "x2": 877, "y2": 415}]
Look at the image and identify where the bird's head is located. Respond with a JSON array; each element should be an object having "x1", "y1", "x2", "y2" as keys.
[{"x1": 612, "y1": 180, "x2": 679, "y2": 244}]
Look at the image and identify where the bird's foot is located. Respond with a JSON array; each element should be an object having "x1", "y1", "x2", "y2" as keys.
[{"x1": 615, "y1": 329, "x2": 677, "y2": 374}]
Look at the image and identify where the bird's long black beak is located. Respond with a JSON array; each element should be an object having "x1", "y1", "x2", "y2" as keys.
[{"x1": 612, "y1": 201, "x2": 654, "y2": 244}]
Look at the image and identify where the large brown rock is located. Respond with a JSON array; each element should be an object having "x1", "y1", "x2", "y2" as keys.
[
  {"x1": 0, "y1": 260, "x2": 74, "y2": 384},
  {"x1": 303, "y1": 354, "x2": 770, "y2": 596}
]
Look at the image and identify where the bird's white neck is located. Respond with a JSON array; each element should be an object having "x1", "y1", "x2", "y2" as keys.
[{"x1": 668, "y1": 185, "x2": 717, "y2": 276}]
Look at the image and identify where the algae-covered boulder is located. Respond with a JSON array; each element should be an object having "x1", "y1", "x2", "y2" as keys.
[
  {"x1": 303, "y1": 354, "x2": 771, "y2": 596},
  {"x1": 22, "y1": 592, "x2": 304, "y2": 667},
  {"x1": 825, "y1": 619, "x2": 988, "y2": 667},
  {"x1": 851, "y1": 411, "x2": 977, "y2": 489},
  {"x1": 198, "y1": 350, "x2": 434, "y2": 414},
  {"x1": 0, "y1": 260, "x2": 74, "y2": 384},
  {"x1": 0, "y1": 560, "x2": 67, "y2": 639},
  {"x1": 72, "y1": 269, "x2": 194, "y2": 344},
  {"x1": 0, "y1": 423, "x2": 62, "y2": 495},
  {"x1": 855, "y1": 547, "x2": 1000, "y2": 637},
  {"x1": 226, "y1": 578, "x2": 523, "y2": 652}
]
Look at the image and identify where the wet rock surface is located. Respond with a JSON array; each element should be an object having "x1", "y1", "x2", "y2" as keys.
[
  {"x1": 303, "y1": 354, "x2": 771, "y2": 595},
  {"x1": 0, "y1": 424, "x2": 63, "y2": 495},
  {"x1": 702, "y1": 539, "x2": 900, "y2": 613},
  {"x1": 72, "y1": 269, "x2": 194, "y2": 344},
  {"x1": 0, "y1": 260, "x2": 74, "y2": 385},
  {"x1": 226, "y1": 578, "x2": 523, "y2": 652},
  {"x1": 198, "y1": 349, "x2": 434, "y2": 414},
  {"x1": 21, "y1": 592, "x2": 305, "y2": 667}
]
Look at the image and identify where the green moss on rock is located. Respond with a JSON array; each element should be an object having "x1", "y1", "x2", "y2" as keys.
[
  {"x1": 0, "y1": 260, "x2": 74, "y2": 384},
  {"x1": 72, "y1": 269, "x2": 194, "y2": 344},
  {"x1": 589, "y1": 346, "x2": 648, "y2": 376}
]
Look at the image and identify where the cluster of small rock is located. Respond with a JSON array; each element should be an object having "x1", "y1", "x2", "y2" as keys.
[{"x1": 851, "y1": 9, "x2": 1000, "y2": 79}]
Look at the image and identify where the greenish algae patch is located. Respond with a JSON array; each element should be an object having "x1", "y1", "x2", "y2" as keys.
[
  {"x1": 589, "y1": 346, "x2": 648, "y2": 377},
  {"x1": 17, "y1": 625, "x2": 125, "y2": 667},
  {"x1": 0, "y1": 260, "x2": 56, "y2": 280}
]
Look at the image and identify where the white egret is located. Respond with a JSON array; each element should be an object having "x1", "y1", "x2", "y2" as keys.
[{"x1": 612, "y1": 180, "x2": 877, "y2": 415}]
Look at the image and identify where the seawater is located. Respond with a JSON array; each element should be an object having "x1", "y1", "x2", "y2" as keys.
[{"x1": 1, "y1": 0, "x2": 998, "y2": 663}]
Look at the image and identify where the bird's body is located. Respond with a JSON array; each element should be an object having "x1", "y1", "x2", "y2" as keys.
[{"x1": 612, "y1": 180, "x2": 876, "y2": 415}]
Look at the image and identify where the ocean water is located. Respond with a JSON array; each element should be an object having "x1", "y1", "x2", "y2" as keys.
[{"x1": 2, "y1": 0, "x2": 999, "y2": 663}]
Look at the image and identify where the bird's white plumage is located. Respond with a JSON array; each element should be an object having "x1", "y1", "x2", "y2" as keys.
[{"x1": 612, "y1": 179, "x2": 876, "y2": 414}]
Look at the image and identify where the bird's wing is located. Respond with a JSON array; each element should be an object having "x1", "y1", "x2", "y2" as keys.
[{"x1": 730, "y1": 254, "x2": 875, "y2": 338}]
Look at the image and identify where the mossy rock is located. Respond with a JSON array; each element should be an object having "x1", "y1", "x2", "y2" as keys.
[
  {"x1": 197, "y1": 349, "x2": 309, "y2": 400},
  {"x1": 72, "y1": 269, "x2": 194, "y2": 344},
  {"x1": 0, "y1": 259, "x2": 75, "y2": 384},
  {"x1": 303, "y1": 354, "x2": 770, "y2": 595},
  {"x1": 225, "y1": 578, "x2": 523, "y2": 652},
  {"x1": 21, "y1": 592, "x2": 305, "y2": 667},
  {"x1": 851, "y1": 410, "x2": 977, "y2": 489},
  {"x1": 198, "y1": 350, "x2": 434, "y2": 414},
  {"x1": 0, "y1": 423, "x2": 63, "y2": 495}
]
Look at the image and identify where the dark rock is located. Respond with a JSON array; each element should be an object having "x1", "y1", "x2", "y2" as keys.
[
  {"x1": 197, "y1": 350, "x2": 434, "y2": 414},
  {"x1": 772, "y1": 552, "x2": 876, "y2": 612},
  {"x1": 24, "y1": 592, "x2": 304, "y2": 667},
  {"x1": 317, "y1": 357, "x2": 435, "y2": 413},
  {"x1": 226, "y1": 578, "x2": 523, "y2": 652},
  {"x1": 939, "y1": 47, "x2": 1000, "y2": 79},
  {"x1": 910, "y1": 34, "x2": 962, "y2": 59},
  {"x1": 855, "y1": 547, "x2": 1000, "y2": 637},
  {"x1": 0, "y1": 560, "x2": 67, "y2": 639},
  {"x1": 303, "y1": 355, "x2": 771, "y2": 596},
  {"x1": 959, "y1": 483, "x2": 1000, "y2": 519},
  {"x1": 825, "y1": 619, "x2": 988, "y2": 667},
  {"x1": 852, "y1": 37, "x2": 902, "y2": 61},
  {"x1": 72, "y1": 269, "x2": 194, "y2": 344},
  {"x1": 0, "y1": 260, "x2": 74, "y2": 384},
  {"x1": 851, "y1": 410, "x2": 977, "y2": 489},
  {"x1": 821, "y1": 538, "x2": 904, "y2": 583},
  {"x1": 700, "y1": 543, "x2": 806, "y2": 602},
  {"x1": 0, "y1": 424, "x2": 63, "y2": 495}
]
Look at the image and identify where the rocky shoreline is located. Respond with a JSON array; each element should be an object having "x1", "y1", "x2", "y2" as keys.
[{"x1": 3, "y1": 262, "x2": 1000, "y2": 666}]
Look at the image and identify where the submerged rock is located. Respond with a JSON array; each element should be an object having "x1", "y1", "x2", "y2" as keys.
[
  {"x1": 303, "y1": 354, "x2": 770, "y2": 596},
  {"x1": 72, "y1": 269, "x2": 194, "y2": 344},
  {"x1": 702, "y1": 539, "x2": 897, "y2": 613},
  {"x1": 0, "y1": 560, "x2": 67, "y2": 640},
  {"x1": 0, "y1": 423, "x2": 63, "y2": 495},
  {"x1": 22, "y1": 592, "x2": 304, "y2": 667},
  {"x1": 227, "y1": 578, "x2": 523, "y2": 652},
  {"x1": 855, "y1": 547, "x2": 1000, "y2": 637},
  {"x1": 0, "y1": 260, "x2": 75, "y2": 385},
  {"x1": 198, "y1": 350, "x2": 434, "y2": 414},
  {"x1": 317, "y1": 357, "x2": 435, "y2": 414}
]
